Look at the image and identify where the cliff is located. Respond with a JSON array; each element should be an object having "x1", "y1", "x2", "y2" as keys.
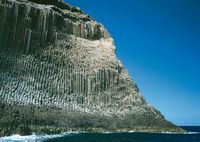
[{"x1": 0, "y1": 0, "x2": 184, "y2": 136}]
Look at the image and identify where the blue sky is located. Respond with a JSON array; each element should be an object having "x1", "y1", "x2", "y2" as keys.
[{"x1": 65, "y1": 0, "x2": 200, "y2": 126}]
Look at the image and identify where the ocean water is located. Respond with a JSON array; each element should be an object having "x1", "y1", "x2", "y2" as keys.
[{"x1": 0, "y1": 126, "x2": 200, "y2": 142}]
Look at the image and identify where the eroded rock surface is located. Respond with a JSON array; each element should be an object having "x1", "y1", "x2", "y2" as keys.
[{"x1": 0, "y1": 0, "x2": 184, "y2": 136}]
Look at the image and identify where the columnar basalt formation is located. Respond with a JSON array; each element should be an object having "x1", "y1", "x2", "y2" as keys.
[{"x1": 0, "y1": 0, "x2": 184, "y2": 136}]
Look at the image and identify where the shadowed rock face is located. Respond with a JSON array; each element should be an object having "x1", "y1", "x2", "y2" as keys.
[{"x1": 0, "y1": 0, "x2": 184, "y2": 136}]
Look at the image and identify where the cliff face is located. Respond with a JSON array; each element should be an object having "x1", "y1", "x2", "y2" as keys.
[{"x1": 0, "y1": 0, "x2": 184, "y2": 136}]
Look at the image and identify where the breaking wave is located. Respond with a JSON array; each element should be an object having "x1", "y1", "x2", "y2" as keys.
[
  {"x1": 0, "y1": 132, "x2": 79, "y2": 142},
  {"x1": 0, "y1": 131, "x2": 199, "y2": 142}
]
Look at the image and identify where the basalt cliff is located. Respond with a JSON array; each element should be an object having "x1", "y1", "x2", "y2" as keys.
[{"x1": 0, "y1": 0, "x2": 184, "y2": 136}]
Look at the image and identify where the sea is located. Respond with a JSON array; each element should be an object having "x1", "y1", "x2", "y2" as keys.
[{"x1": 0, "y1": 126, "x2": 200, "y2": 142}]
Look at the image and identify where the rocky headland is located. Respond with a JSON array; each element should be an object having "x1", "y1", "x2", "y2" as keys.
[{"x1": 0, "y1": 0, "x2": 185, "y2": 136}]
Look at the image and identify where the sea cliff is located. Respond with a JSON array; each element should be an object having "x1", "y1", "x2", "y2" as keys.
[{"x1": 0, "y1": 0, "x2": 185, "y2": 136}]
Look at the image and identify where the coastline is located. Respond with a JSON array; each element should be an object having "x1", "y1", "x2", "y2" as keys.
[
  {"x1": 0, "y1": 129, "x2": 198, "y2": 142},
  {"x1": 0, "y1": 125, "x2": 186, "y2": 137}
]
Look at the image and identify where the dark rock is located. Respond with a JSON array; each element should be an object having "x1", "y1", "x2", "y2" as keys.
[{"x1": 0, "y1": 0, "x2": 185, "y2": 136}]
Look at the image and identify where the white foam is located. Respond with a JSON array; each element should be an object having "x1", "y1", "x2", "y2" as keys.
[
  {"x1": 161, "y1": 131, "x2": 176, "y2": 134},
  {"x1": 160, "y1": 131, "x2": 200, "y2": 135},
  {"x1": 187, "y1": 132, "x2": 200, "y2": 134},
  {"x1": 127, "y1": 131, "x2": 135, "y2": 133},
  {"x1": 0, "y1": 132, "x2": 80, "y2": 142},
  {"x1": 0, "y1": 131, "x2": 199, "y2": 142}
]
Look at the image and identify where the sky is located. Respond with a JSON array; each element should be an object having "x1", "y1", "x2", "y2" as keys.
[{"x1": 64, "y1": 0, "x2": 200, "y2": 126}]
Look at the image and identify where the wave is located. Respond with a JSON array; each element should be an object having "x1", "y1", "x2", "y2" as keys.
[
  {"x1": 187, "y1": 132, "x2": 200, "y2": 134},
  {"x1": 161, "y1": 131, "x2": 200, "y2": 135},
  {"x1": 0, "y1": 132, "x2": 80, "y2": 142},
  {"x1": 0, "y1": 131, "x2": 199, "y2": 142},
  {"x1": 128, "y1": 131, "x2": 200, "y2": 135}
]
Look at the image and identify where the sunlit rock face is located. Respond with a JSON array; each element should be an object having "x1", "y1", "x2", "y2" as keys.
[{"x1": 0, "y1": 0, "x2": 184, "y2": 136}]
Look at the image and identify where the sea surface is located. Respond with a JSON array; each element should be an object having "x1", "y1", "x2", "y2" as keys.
[{"x1": 0, "y1": 126, "x2": 200, "y2": 142}]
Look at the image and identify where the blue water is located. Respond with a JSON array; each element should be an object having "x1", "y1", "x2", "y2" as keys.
[
  {"x1": 181, "y1": 126, "x2": 200, "y2": 133},
  {"x1": 45, "y1": 126, "x2": 200, "y2": 142},
  {"x1": 0, "y1": 126, "x2": 200, "y2": 142},
  {"x1": 45, "y1": 132, "x2": 200, "y2": 142}
]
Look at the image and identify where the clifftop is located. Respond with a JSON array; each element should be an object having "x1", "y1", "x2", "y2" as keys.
[{"x1": 0, "y1": 0, "x2": 110, "y2": 41}]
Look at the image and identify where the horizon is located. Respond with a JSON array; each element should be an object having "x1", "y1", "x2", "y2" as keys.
[{"x1": 65, "y1": 0, "x2": 200, "y2": 126}]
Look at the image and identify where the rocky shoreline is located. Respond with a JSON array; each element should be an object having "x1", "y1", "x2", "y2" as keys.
[{"x1": 0, "y1": 103, "x2": 185, "y2": 137}]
